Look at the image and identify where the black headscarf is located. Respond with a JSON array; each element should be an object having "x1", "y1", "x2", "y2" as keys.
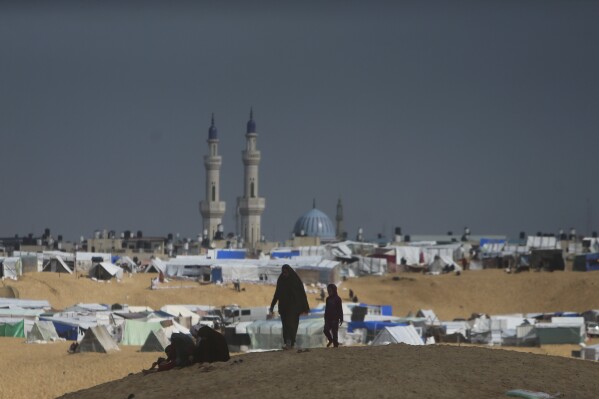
[{"x1": 270, "y1": 264, "x2": 310, "y2": 315}]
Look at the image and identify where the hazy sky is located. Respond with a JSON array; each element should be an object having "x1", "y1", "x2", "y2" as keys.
[{"x1": 1, "y1": 0, "x2": 598, "y2": 243}]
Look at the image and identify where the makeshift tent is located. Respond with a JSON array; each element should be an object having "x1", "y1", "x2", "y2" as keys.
[
  {"x1": 0, "y1": 257, "x2": 22, "y2": 279},
  {"x1": 536, "y1": 323, "x2": 585, "y2": 344},
  {"x1": 120, "y1": 319, "x2": 162, "y2": 346},
  {"x1": 581, "y1": 343, "x2": 599, "y2": 361},
  {"x1": 371, "y1": 325, "x2": 424, "y2": 346},
  {"x1": 0, "y1": 319, "x2": 25, "y2": 337},
  {"x1": 141, "y1": 329, "x2": 170, "y2": 352},
  {"x1": 416, "y1": 309, "x2": 441, "y2": 326},
  {"x1": 246, "y1": 316, "x2": 325, "y2": 350},
  {"x1": 77, "y1": 325, "x2": 119, "y2": 353},
  {"x1": 89, "y1": 262, "x2": 123, "y2": 280},
  {"x1": 26, "y1": 321, "x2": 60, "y2": 343},
  {"x1": 573, "y1": 253, "x2": 599, "y2": 272},
  {"x1": 42, "y1": 256, "x2": 73, "y2": 274},
  {"x1": 145, "y1": 258, "x2": 166, "y2": 274}
]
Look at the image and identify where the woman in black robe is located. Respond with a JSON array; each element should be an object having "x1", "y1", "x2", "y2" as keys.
[
  {"x1": 191, "y1": 325, "x2": 230, "y2": 363},
  {"x1": 269, "y1": 264, "x2": 310, "y2": 349}
]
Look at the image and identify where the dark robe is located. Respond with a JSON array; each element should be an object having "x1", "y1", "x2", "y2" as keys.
[
  {"x1": 323, "y1": 284, "x2": 343, "y2": 347},
  {"x1": 193, "y1": 326, "x2": 230, "y2": 363},
  {"x1": 270, "y1": 264, "x2": 310, "y2": 347}
]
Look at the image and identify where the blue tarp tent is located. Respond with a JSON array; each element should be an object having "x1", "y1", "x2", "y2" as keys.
[{"x1": 573, "y1": 253, "x2": 599, "y2": 272}]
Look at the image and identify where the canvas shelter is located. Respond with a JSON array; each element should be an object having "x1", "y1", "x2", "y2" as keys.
[
  {"x1": 77, "y1": 325, "x2": 119, "y2": 353},
  {"x1": 0, "y1": 257, "x2": 22, "y2": 279},
  {"x1": 75, "y1": 252, "x2": 112, "y2": 272},
  {"x1": 89, "y1": 262, "x2": 123, "y2": 280},
  {"x1": 0, "y1": 319, "x2": 25, "y2": 337},
  {"x1": 26, "y1": 321, "x2": 60, "y2": 343},
  {"x1": 120, "y1": 319, "x2": 163, "y2": 346},
  {"x1": 581, "y1": 343, "x2": 599, "y2": 361},
  {"x1": 140, "y1": 329, "x2": 170, "y2": 352},
  {"x1": 371, "y1": 325, "x2": 424, "y2": 346},
  {"x1": 246, "y1": 316, "x2": 325, "y2": 350},
  {"x1": 42, "y1": 255, "x2": 73, "y2": 274},
  {"x1": 573, "y1": 253, "x2": 599, "y2": 272}
]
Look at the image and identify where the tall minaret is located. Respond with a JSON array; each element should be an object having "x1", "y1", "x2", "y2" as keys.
[
  {"x1": 336, "y1": 197, "x2": 345, "y2": 239},
  {"x1": 199, "y1": 113, "x2": 226, "y2": 241},
  {"x1": 237, "y1": 108, "x2": 266, "y2": 248}
]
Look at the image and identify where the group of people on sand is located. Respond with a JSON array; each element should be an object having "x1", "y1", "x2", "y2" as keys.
[
  {"x1": 143, "y1": 324, "x2": 230, "y2": 374},
  {"x1": 144, "y1": 263, "x2": 344, "y2": 373}
]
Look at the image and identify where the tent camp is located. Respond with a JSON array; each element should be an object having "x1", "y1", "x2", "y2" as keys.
[
  {"x1": 77, "y1": 325, "x2": 119, "y2": 353},
  {"x1": 26, "y1": 321, "x2": 60, "y2": 343},
  {"x1": 371, "y1": 325, "x2": 424, "y2": 346},
  {"x1": 89, "y1": 262, "x2": 123, "y2": 280},
  {"x1": 141, "y1": 329, "x2": 170, "y2": 352}
]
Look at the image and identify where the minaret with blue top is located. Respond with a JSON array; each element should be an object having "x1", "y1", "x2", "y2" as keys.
[
  {"x1": 237, "y1": 108, "x2": 266, "y2": 248},
  {"x1": 200, "y1": 113, "x2": 226, "y2": 241}
]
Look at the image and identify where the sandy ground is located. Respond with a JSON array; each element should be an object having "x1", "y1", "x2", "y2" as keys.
[{"x1": 2, "y1": 269, "x2": 599, "y2": 398}]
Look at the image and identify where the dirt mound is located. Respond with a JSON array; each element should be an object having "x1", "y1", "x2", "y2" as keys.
[
  {"x1": 0, "y1": 285, "x2": 18, "y2": 298},
  {"x1": 58, "y1": 344, "x2": 599, "y2": 399}
]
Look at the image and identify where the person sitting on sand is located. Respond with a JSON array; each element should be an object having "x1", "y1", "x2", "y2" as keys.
[
  {"x1": 143, "y1": 333, "x2": 195, "y2": 374},
  {"x1": 191, "y1": 324, "x2": 230, "y2": 363},
  {"x1": 323, "y1": 283, "x2": 343, "y2": 348},
  {"x1": 143, "y1": 344, "x2": 175, "y2": 373}
]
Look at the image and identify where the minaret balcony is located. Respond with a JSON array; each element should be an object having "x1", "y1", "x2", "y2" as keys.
[
  {"x1": 242, "y1": 151, "x2": 261, "y2": 164},
  {"x1": 237, "y1": 197, "x2": 265, "y2": 216},
  {"x1": 199, "y1": 200, "x2": 226, "y2": 217}
]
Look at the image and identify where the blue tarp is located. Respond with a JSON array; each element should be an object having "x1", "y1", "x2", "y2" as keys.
[
  {"x1": 587, "y1": 253, "x2": 599, "y2": 271},
  {"x1": 216, "y1": 250, "x2": 246, "y2": 260},
  {"x1": 479, "y1": 238, "x2": 506, "y2": 246},
  {"x1": 271, "y1": 250, "x2": 301, "y2": 259},
  {"x1": 358, "y1": 303, "x2": 393, "y2": 316},
  {"x1": 41, "y1": 319, "x2": 83, "y2": 340},
  {"x1": 211, "y1": 266, "x2": 223, "y2": 283},
  {"x1": 347, "y1": 321, "x2": 407, "y2": 333}
]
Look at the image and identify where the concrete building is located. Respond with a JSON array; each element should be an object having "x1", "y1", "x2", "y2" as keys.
[
  {"x1": 237, "y1": 109, "x2": 266, "y2": 249},
  {"x1": 199, "y1": 114, "x2": 226, "y2": 242}
]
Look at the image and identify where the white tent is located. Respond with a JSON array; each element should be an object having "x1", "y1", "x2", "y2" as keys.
[
  {"x1": 582, "y1": 343, "x2": 599, "y2": 361},
  {"x1": 371, "y1": 325, "x2": 424, "y2": 346},
  {"x1": 77, "y1": 325, "x2": 119, "y2": 353},
  {"x1": 26, "y1": 321, "x2": 61, "y2": 343},
  {"x1": 89, "y1": 262, "x2": 123, "y2": 280},
  {"x1": 42, "y1": 255, "x2": 73, "y2": 274},
  {"x1": 1, "y1": 257, "x2": 22, "y2": 279}
]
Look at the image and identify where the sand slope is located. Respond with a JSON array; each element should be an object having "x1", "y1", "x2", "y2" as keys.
[{"x1": 58, "y1": 344, "x2": 599, "y2": 399}]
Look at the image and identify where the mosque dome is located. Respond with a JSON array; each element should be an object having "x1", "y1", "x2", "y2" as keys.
[
  {"x1": 208, "y1": 114, "x2": 218, "y2": 140},
  {"x1": 293, "y1": 207, "x2": 336, "y2": 241}
]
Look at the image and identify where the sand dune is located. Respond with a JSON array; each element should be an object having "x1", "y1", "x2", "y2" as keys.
[{"x1": 2, "y1": 269, "x2": 599, "y2": 398}]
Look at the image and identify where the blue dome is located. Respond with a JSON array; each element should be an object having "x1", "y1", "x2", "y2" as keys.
[
  {"x1": 293, "y1": 208, "x2": 336, "y2": 240},
  {"x1": 208, "y1": 114, "x2": 218, "y2": 139},
  {"x1": 246, "y1": 108, "x2": 256, "y2": 134}
]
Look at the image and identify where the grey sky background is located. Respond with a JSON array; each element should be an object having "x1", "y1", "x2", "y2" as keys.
[{"x1": 1, "y1": 0, "x2": 598, "y2": 242}]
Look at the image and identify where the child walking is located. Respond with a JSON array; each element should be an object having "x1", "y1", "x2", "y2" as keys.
[{"x1": 323, "y1": 283, "x2": 343, "y2": 348}]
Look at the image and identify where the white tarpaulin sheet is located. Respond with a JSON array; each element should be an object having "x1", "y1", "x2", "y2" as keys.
[{"x1": 395, "y1": 246, "x2": 421, "y2": 265}]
